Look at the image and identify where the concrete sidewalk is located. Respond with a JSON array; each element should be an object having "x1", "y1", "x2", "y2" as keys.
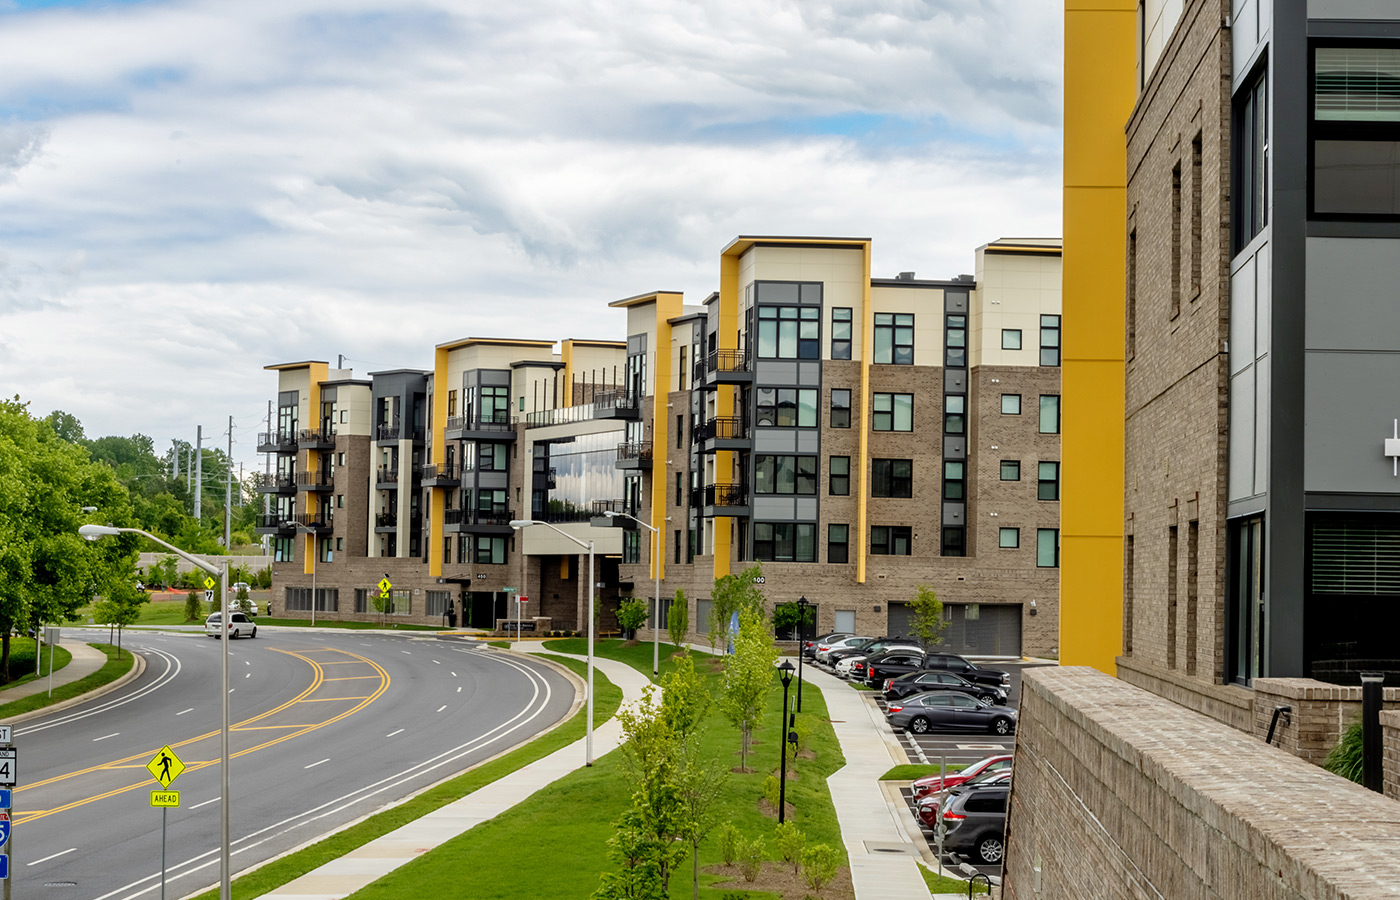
[
  {"x1": 265, "y1": 645, "x2": 654, "y2": 900},
  {"x1": 0, "y1": 639, "x2": 107, "y2": 704}
]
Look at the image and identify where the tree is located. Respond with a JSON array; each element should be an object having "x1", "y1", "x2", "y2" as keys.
[
  {"x1": 719, "y1": 608, "x2": 778, "y2": 772},
  {"x1": 667, "y1": 589, "x2": 689, "y2": 650},
  {"x1": 908, "y1": 583, "x2": 948, "y2": 650},
  {"x1": 772, "y1": 601, "x2": 815, "y2": 641},
  {"x1": 616, "y1": 597, "x2": 649, "y2": 638},
  {"x1": 91, "y1": 580, "x2": 149, "y2": 658},
  {"x1": 708, "y1": 563, "x2": 766, "y2": 655}
]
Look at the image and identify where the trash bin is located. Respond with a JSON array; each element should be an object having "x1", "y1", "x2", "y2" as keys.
[{"x1": 446, "y1": 607, "x2": 457, "y2": 628}]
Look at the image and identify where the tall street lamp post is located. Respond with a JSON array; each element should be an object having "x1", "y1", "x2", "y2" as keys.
[
  {"x1": 795, "y1": 595, "x2": 810, "y2": 712},
  {"x1": 603, "y1": 510, "x2": 661, "y2": 677},
  {"x1": 79, "y1": 524, "x2": 232, "y2": 900},
  {"x1": 509, "y1": 519, "x2": 596, "y2": 765},
  {"x1": 777, "y1": 660, "x2": 795, "y2": 824},
  {"x1": 286, "y1": 521, "x2": 319, "y2": 626}
]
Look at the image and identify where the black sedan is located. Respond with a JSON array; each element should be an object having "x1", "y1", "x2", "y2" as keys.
[
  {"x1": 921, "y1": 652, "x2": 1010, "y2": 689},
  {"x1": 884, "y1": 691, "x2": 1017, "y2": 736},
  {"x1": 863, "y1": 649, "x2": 933, "y2": 687},
  {"x1": 883, "y1": 669, "x2": 1007, "y2": 704}
]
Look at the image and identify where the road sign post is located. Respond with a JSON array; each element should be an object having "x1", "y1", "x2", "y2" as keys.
[
  {"x1": 1, "y1": 729, "x2": 12, "y2": 900},
  {"x1": 147, "y1": 746, "x2": 186, "y2": 900}
]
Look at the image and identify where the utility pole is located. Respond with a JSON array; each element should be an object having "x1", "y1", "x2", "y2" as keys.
[
  {"x1": 194, "y1": 426, "x2": 203, "y2": 521},
  {"x1": 172, "y1": 439, "x2": 180, "y2": 479},
  {"x1": 224, "y1": 415, "x2": 233, "y2": 551}
]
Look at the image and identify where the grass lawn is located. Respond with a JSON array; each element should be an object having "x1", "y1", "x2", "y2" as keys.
[
  {"x1": 185, "y1": 654, "x2": 621, "y2": 900},
  {"x1": 880, "y1": 763, "x2": 963, "y2": 781},
  {"x1": 0, "y1": 644, "x2": 133, "y2": 719},
  {"x1": 0, "y1": 638, "x2": 72, "y2": 689},
  {"x1": 920, "y1": 864, "x2": 990, "y2": 895},
  {"x1": 351, "y1": 640, "x2": 849, "y2": 900}
]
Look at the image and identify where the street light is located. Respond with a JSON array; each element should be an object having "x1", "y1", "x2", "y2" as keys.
[
  {"x1": 509, "y1": 519, "x2": 596, "y2": 765},
  {"x1": 79, "y1": 524, "x2": 232, "y2": 900},
  {"x1": 777, "y1": 660, "x2": 795, "y2": 824},
  {"x1": 284, "y1": 521, "x2": 319, "y2": 627},
  {"x1": 795, "y1": 596, "x2": 810, "y2": 713},
  {"x1": 602, "y1": 510, "x2": 661, "y2": 677}
]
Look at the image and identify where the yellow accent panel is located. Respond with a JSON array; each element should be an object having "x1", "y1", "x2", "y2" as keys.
[
  {"x1": 561, "y1": 555, "x2": 570, "y2": 580},
  {"x1": 561, "y1": 340, "x2": 574, "y2": 407},
  {"x1": 650, "y1": 292, "x2": 684, "y2": 583},
  {"x1": 428, "y1": 347, "x2": 450, "y2": 577},
  {"x1": 1061, "y1": 361, "x2": 1125, "y2": 536},
  {"x1": 303, "y1": 532, "x2": 315, "y2": 577},
  {"x1": 855, "y1": 241, "x2": 872, "y2": 584},
  {"x1": 1060, "y1": 535, "x2": 1123, "y2": 676},
  {"x1": 302, "y1": 361, "x2": 329, "y2": 534},
  {"x1": 1064, "y1": 12, "x2": 1138, "y2": 188},
  {"x1": 712, "y1": 255, "x2": 740, "y2": 578}
]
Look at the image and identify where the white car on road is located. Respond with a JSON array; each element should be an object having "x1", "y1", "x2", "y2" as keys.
[{"x1": 206, "y1": 611, "x2": 257, "y2": 639}]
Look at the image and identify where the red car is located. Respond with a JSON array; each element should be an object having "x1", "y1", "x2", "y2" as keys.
[{"x1": 910, "y1": 753, "x2": 1012, "y2": 801}]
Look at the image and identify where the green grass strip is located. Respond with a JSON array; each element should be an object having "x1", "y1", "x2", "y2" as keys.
[
  {"x1": 0, "y1": 644, "x2": 131, "y2": 719},
  {"x1": 879, "y1": 763, "x2": 963, "y2": 781},
  {"x1": 0, "y1": 641, "x2": 73, "y2": 689},
  {"x1": 919, "y1": 863, "x2": 990, "y2": 894},
  {"x1": 185, "y1": 654, "x2": 619, "y2": 900}
]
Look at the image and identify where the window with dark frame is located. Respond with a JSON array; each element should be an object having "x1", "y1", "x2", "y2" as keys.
[
  {"x1": 829, "y1": 456, "x2": 850, "y2": 495},
  {"x1": 1001, "y1": 460, "x2": 1021, "y2": 481},
  {"x1": 943, "y1": 461, "x2": 965, "y2": 500},
  {"x1": 1234, "y1": 66, "x2": 1268, "y2": 247},
  {"x1": 753, "y1": 522, "x2": 817, "y2": 562},
  {"x1": 1040, "y1": 315, "x2": 1061, "y2": 366},
  {"x1": 873, "y1": 312, "x2": 914, "y2": 365},
  {"x1": 753, "y1": 455, "x2": 818, "y2": 495},
  {"x1": 756, "y1": 304, "x2": 820, "y2": 359},
  {"x1": 756, "y1": 387, "x2": 818, "y2": 428},
  {"x1": 871, "y1": 458, "x2": 912, "y2": 498},
  {"x1": 945, "y1": 314, "x2": 967, "y2": 367},
  {"x1": 831, "y1": 308, "x2": 853, "y2": 360},
  {"x1": 1038, "y1": 461, "x2": 1060, "y2": 500},
  {"x1": 1312, "y1": 45, "x2": 1400, "y2": 218},
  {"x1": 1040, "y1": 395, "x2": 1061, "y2": 434},
  {"x1": 830, "y1": 389, "x2": 851, "y2": 428},
  {"x1": 941, "y1": 527, "x2": 965, "y2": 557},
  {"x1": 828, "y1": 524, "x2": 849, "y2": 563},
  {"x1": 944, "y1": 395, "x2": 966, "y2": 434},
  {"x1": 1001, "y1": 394, "x2": 1021, "y2": 415},
  {"x1": 1037, "y1": 528, "x2": 1060, "y2": 567},
  {"x1": 873, "y1": 393, "x2": 913, "y2": 431},
  {"x1": 999, "y1": 527, "x2": 1020, "y2": 549},
  {"x1": 871, "y1": 525, "x2": 912, "y2": 556},
  {"x1": 1002, "y1": 329, "x2": 1022, "y2": 350}
]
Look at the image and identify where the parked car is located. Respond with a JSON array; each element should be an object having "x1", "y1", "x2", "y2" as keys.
[
  {"x1": 205, "y1": 611, "x2": 257, "y2": 639},
  {"x1": 918, "y1": 770, "x2": 1013, "y2": 829},
  {"x1": 885, "y1": 691, "x2": 1017, "y2": 735},
  {"x1": 825, "y1": 636, "x2": 913, "y2": 669},
  {"x1": 846, "y1": 643, "x2": 921, "y2": 681},
  {"x1": 885, "y1": 670, "x2": 1007, "y2": 705},
  {"x1": 937, "y1": 779, "x2": 1011, "y2": 864},
  {"x1": 834, "y1": 655, "x2": 867, "y2": 679},
  {"x1": 912, "y1": 753, "x2": 1013, "y2": 800},
  {"x1": 816, "y1": 635, "x2": 871, "y2": 664},
  {"x1": 805, "y1": 632, "x2": 852, "y2": 659},
  {"x1": 921, "y1": 652, "x2": 1011, "y2": 689},
  {"x1": 863, "y1": 649, "x2": 934, "y2": 686}
]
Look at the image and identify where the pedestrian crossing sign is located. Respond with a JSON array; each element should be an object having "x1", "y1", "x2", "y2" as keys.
[{"x1": 147, "y1": 745, "x2": 186, "y2": 789}]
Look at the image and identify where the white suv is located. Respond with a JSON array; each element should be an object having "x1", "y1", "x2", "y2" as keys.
[{"x1": 206, "y1": 611, "x2": 257, "y2": 639}]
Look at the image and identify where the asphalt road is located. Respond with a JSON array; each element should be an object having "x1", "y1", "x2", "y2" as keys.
[{"x1": 6, "y1": 627, "x2": 574, "y2": 900}]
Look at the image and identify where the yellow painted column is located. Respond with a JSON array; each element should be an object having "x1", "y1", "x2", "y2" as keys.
[
  {"x1": 304, "y1": 362, "x2": 329, "y2": 577},
  {"x1": 713, "y1": 255, "x2": 740, "y2": 579},
  {"x1": 428, "y1": 347, "x2": 449, "y2": 578},
  {"x1": 1061, "y1": 0, "x2": 1137, "y2": 673},
  {"x1": 651, "y1": 293, "x2": 683, "y2": 583},
  {"x1": 855, "y1": 242, "x2": 872, "y2": 584}
]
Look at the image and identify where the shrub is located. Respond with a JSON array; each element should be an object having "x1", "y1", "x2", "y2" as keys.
[
  {"x1": 738, "y1": 836, "x2": 765, "y2": 882},
  {"x1": 801, "y1": 844, "x2": 840, "y2": 894},
  {"x1": 773, "y1": 821, "x2": 805, "y2": 872},
  {"x1": 1324, "y1": 720, "x2": 1365, "y2": 784},
  {"x1": 184, "y1": 591, "x2": 203, "y2": 622},
  {"x1": 793, "y1": 714, "x2": 814, "y2": 753},
  {"x1": 763, "y1": 775, "x2": 782, "y2": 811},
  {"x1": 717, "y1": 822, "x2": 741, "y2": 866},
  {"x1": 253, "y1": 565, "x2": 272, "y2": 589},
  {"x1": 616, "y1": 597, "x2": 650, "y2": 634}
]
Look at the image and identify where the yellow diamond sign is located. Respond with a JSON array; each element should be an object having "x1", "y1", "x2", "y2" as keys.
[
  {"x1": 377, "y1": 577, "x2": 392, "y2": 593},
  {"x1": 204, "y1": 576, "x2": 215, "y2": 590},
  {"x1": 147, "y1": 745, "x2": 186, "y2": 789}
]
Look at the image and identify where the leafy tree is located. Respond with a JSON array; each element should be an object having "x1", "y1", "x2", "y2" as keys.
[
  {"x1": 591, "y1": 808, "x2": 667, "y2": 900},
  {"x1": 616, "y1": 597, "x2": 650, "y2": 637},
  {"x1": 801, "y1": 844, "x2": 841, "y2": 895},
  {"x1": 908, "y1": 583, "x2": 948, "y2": 649},
  {"x1": 667, "y1": 589, "x2": 688, "y2": 650},
  {"x1": 91, "y1": 580, "x2": 149, "y2": 658},
  {"x1": 774, "y1": 821, "x2": 806, "y2": 873},
  {"x1": 719, "y1": 608, "x2": 778, "y2": 772},
  {"x1": 712, "y1": 563, "x2": 766, "y2": 626},
  {"x1": 184, "y1": 590, "x2": 203, "y2": 622},
  {"x1": 44, "y1": 410, "x2": 86, "y2": 444},
  {"x1": 772, "y1": 601, "x2": 815, "y2": 640}
]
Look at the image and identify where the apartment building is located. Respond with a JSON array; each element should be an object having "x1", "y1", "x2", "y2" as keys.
[{"x1": 259, "y1": 236, "x2": 1062, "y2": 658}]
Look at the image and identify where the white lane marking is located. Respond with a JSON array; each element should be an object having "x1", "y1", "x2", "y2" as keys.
[
  {"x1": 229, "y1": 689, "x2": 235, "y2": 694},
  {"x1": 304, "y1": 759, "x2": 330, "y2": 770},
  {"x1": 176, "y1": 708, "x2": 194, "y2": 716},
  {"x1": 93, "y1": 733, "x2": 120, "y2": 742},
  {"x1": 450, "y1": 672, "x2": 457, "y2": 677},
  {"x1": 191, "y1": 797, "x2": 220, "y2": 810},
  {"x1": 436, "y1": 705, "x2": 447, "y2": 712},
  {"x1": 245, "y1": 673, "x2": 251, "y2": 679},
  {"x1": 385, "y1": 728, "x2": 404, "y2": 738},
  {"x1": 456, "y1": 686, "x2": 461, "y2": 693},
  {"x1": 245, "y1": 660, "x2": 251, "y2": 666},
  {"x1": 359, "y1": 643, "x2": 372, "y2": 647},
  {"x1": 16, "y1": 646, "x2": 181, "y2": 738},
  {"x1": 432, "y1": 659, "x2": 440, "y2": 665},
  {"x1": 28, "y1": 848, "x2": 76, "y2": 866},
  {"x1": 401, "y1": 650, "x2": 411, "y2": 655}
]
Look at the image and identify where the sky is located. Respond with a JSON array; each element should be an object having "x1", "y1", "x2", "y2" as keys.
[{"x1": 0, "y1": 0, "x2": 1063, "y2": 476}]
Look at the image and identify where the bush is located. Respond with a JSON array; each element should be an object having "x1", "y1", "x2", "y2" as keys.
[
  {"x1": 738, "y1": 836, "x2": 765, "y2": 882},
  {"x1": 253, "y1": 566, "x2": 272, "y2": 589},
  {"x1": 773, "y1": 821, "x2": 805, "y2": 872},
  {"x1": 616, "y1": 597, "x2": 649, "y2": 634},
  {"x1": 1324, "y1": 720, "x2": 1365, "y2": 783},
  {"x1": 717, "y1": 822, "x2": 741, "y2": 866},
  {"x1": 184, "y1": 591, "x2": 203, "y2": 622},
  {"x1": 793, "y1": 714, "x2": 814, "y2": 753},
  {"x1": 763, "y1": 775, "x2": 781, "y2": 811},
  {"x1": 801, "y1": 844, "x2": 840, "y2": 895}
]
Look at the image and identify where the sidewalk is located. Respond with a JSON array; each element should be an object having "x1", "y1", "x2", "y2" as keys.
[
  {"x1": 0, "y1": 640, "x2": 107, "y2": 704},
  {"x1": 265, "y1": 645, "x2": 654, "y2": 900}
]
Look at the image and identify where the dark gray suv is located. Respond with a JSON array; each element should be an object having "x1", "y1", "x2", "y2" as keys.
[{"x1": 939, "y1": 781, "x2": 1009, "y2": 864}]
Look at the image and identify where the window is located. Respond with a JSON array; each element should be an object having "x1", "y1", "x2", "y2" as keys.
[
  {"x1": 944, "y1": 526, "x2": 967, "y2": 558},
  {"x1": 1000, "y1": 460, "x2": 1021, "y2": 481},
  {"x1": 388, "y1": 589, "x2": 410, "y2": 615},
  {"x1": 945, "y1": 314, "x2": 966, "y2": 367},
  {"x1": 457, "y1": 535, "x2": 469, "y2": 564},
  {"x1": 674, "y1": 529, "x2": 682, "y2": 564},
  {"x1": 1037, "y1": 528, "x2": 1060, "y2": 567},
  {"x1": 829, "y1": 456, "x2": 850, "y2": 496},
  {"x1": 753, "y1": 523, "x2": 817, "y2": 562},
  {"x1": 272, "y1": 537, "x2": 293, "y2": 562},
  {"x1": 1234, "y1": 67, "x2": 1268, "y2": 247},
  {"x1": 336, "y1": 537, "x2": 343, "y2": 551},
  {"x1": 337, "y1": 493, "x2": 344, "y2": 508},
  {"x1": 754, "y1": 455, "x2": 818, "y2": 495},
  {"x1": 623, "y1": 529, "x2": 641, "y2": 564},
  {"x1": 481, "y1": 385, "x2": 509, "y2": 423},
  {"x1": 475, "y1": 535, "x2": 507, "y2": 565},
  {"x1": 872, "y1": 525, "x2": 912, "y2": 556},
  {"x1": 675, "y1": 471, "x2": 683, "y2": 506},
  {"x1": 676, "y1": 414, "x2": 683, "y2": 448},
  {"x1": 831, "y1": 308, "x2": 852, "y2": 360},
  {"x1": 355, "y1": 588, "x2": 368, "y2": 613},
  {"x1": 1311, "y1": 46, "x2": 1400, "y2": 217},
  {"x1": 1171, "y1": 160, "x2": 1182, "y2": 316},
  {"x1": 757, "y1": 305, "x2": 820, "y2": 359},
  {"x1": 999, "y1": 527, "x2": 1020, "y2": 548},
  {"x1": 756, "y1": 388, "x2": 817, "y2": 427},
  {"x1": 1038, "y1": 461, "x2": 1060, "y2": 500},
  {"x1": 874, "y1": 313, "x2": 914, "y2": 364},
  {"x1": 828, "y1": 524, "x2": 849, "y2": 563},
  {"x1": 1040, "y1": 315, "x2": 1061, "y2": 366},
  {"x1": 1039, "y1": 395, "x2": 1061, "y2": 433},
  {"x1": 871, "y1": 459, "x2": 912, "y2": 498},
  {"x1": 1001, "y1": 394, "x2": 1021, "y2": 415},
  {"x1": 1002, "y1": 329, "x2": 1022, "y2": 350},
  {"x1": 477, "y1": 488, "x2": 507, "y2": 514},
  {"x1": 284, "y1": 586, "x2": 310, "y2": 611},
  {"x1": 1127, "y1": 228, "x2": 1138, "y2": 360},
  {"x1": 873, "y1": 393, "x2": 913, "y2": 431},
  {"x1": 944, "y1": 461, "x2": 965, "y2": 500},
  {"x1": 944, "y1": 395, "x2": 965, "y2": 434},
  {"x1": 830, "y1": 389, "x2": 851, "y2": 428},
  {"x1": 479, "y1": 443, "x2": 507, "y2": 471},
  {"x1": 426, "y1": 591, "x2": 450, "y2": 617},
  {"x1": 447, "y1": 390, "x2": 457, "y2": 417}
]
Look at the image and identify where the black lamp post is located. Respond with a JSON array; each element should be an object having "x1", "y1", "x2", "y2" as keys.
[
  {"x1": 795, "y1": 595, "x2": 810, "y2": 712},
  {"x1": 778, "y1": 660, "x2": 795, "y2": 824}
]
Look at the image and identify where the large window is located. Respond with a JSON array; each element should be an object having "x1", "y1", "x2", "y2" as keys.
[
  {"x1": 873, "y1": 393, "x2": 913, "y2": 431},
  {"x1": 756, "y1": 388, "x2": 817, "y2": 427},
  {"x1": 481, "y1": 385, "x2": 509, "y2": 423},
  {"x1": 828, "y1": 524, "x2": 849, "y2": 563},
  {"x1": 1038, "y1": 461, "x2": 1060, "y2": 500},
  {"x1": 872, "y1": 459, "x2": 912, "y2": 498},
  {"x1": 754, "y1": 523, "x2": 817, "y2": 562},
  {"x1": 754, "y1": 455, "x2": 818, "y2": 495},
  {"x1": 1039, "y1": 395, "x2": 1061, "y2": 434},
  {"x1": 1040, "y1": 315, "x2": 1061, "y2": 366},
  {"x1": 475, "y1": 535, "x2": 507, "y2": 565},
  {"x1": 944, "y1": 395, "x2": 965, "y2": 434},
  {"x1": 1233, "y1": 67, "x2": 1269, "y2": 249},
  {"x1": 944, "y1": 461, "x2": 965, "y2": 500},
  {"x1": 1312, "y1": 45, "x2": 1400, "y2": 217},
  {"x1": 829, "y1": 456, "x2": 850, "y2": 496},
  {"x1": 757, "y1": 306, "x2": 820, "y2": 359},
  {"x1": 1037, "y1": 528, "x2": 1060, "y2": 568},
  {"x1": 945, "y1": 314, "x2": 967, "y2": 367},
  {"x1": 831, "y1": 308, "x2": 852, "y2": 360},
  {"x1": 623, "y1": 528, "x2": 641, "y2": 564},
  {"x1": 871, "y1": 525, "x2": 912, "y2": 556},
  {"x1": 874, "y1": 313, "x2": 914, "y2": 364},
  {"x1": 830, "y1": 389, "x2": 851, "y2": 428}
]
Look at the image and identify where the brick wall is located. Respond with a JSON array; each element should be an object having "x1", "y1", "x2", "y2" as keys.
[
  {"x1": 1384, "y1": 710, "x2": 1400, "y2": 801},
  {"x1": 1006, "y1": 666, "x2": 1400, "y2": 900},
  {"x1": 1250, "y1": 678, "x2": 1400, "y2": 766}
]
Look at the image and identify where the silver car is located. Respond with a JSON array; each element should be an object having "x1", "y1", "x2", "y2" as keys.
[{"x1": 205, "y1": 611, "x2": 257, "y2": 639}]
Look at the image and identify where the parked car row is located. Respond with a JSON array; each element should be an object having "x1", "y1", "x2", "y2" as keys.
[{"x1": 910, "y1": 754, "x2": 1014, "y2": 865}]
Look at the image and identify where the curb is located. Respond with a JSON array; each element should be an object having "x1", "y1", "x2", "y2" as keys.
[{"x1": 2, "y1": 646, "x2": 147, "y2": 725}]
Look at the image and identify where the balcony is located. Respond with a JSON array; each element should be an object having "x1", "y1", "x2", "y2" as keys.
[
  {"x1": 254, "y1": 472, "x2": 297, "y2": 494},
  {"x1": 257, "y1": 431, "x2": 298, "y2": 454},
  {"x1": 253, "y1": 514, "x2": 295, "y2": 536},
  {"x1": 420, "y1": 463, "x2": 460, "y2": 487},
  {"x1": 292, "y1": 512, "x2": 333, "y2": 534},
  {"x1": 697, "y1": 416, "x2": 751, "y2": 453},
  {"x1": 443, "y1": 508, "x2": 516, "y2": 534},
  {"x1": 296, "y1": 471, "x2": 334, "y2": 492},
  {"x1": 615, "y1": 441, "x2": 653, "y2": 470},
  {"x1": 377, "y1": 425, "x2": 426, "y2": 444},
  {"x1": 297, "y1": 428, "x2": 335, "y2": 450},
  {"x1": 444, "y1": 412, "x2": 517, "y2": 442},
  {"x1": 592, "y1": 389, "x2": 640, "y2": 421},
  {"x1": 374, "y1": 512, "x2": 398, "y2": 532},
  {"x1": 701, "y1": 482, "x2": 749, "y2": 517},
  {"x1": 702, "y1": 349, "x2": 753, "y2": 386},
  {"x1": 376, "y1": 467, "x2": 400, "y2": 489}
]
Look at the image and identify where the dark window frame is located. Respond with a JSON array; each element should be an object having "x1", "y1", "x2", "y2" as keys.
[
  {"x1": 831, "y1": 307, "x2": 853, "y2": 360},
  {"x1": 830, "y1": 388, "x2": 852, "y2": 428},
  {"x1": 871, "y1": 458, "x2": 913, "y2": 498},
  {"x1": 871, "y1": 525, "x2": 913, "y2": 556},
  {"x1": 829, "y1": 455, "x2": 851, "y2": 496},
  {"x1": 873, "y1": 312, "x2": 915, "y2": 365}
]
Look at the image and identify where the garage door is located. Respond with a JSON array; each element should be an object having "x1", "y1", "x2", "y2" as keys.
[{"x1": 886, "y1": 602, "x2": 1022, "y2": 657}]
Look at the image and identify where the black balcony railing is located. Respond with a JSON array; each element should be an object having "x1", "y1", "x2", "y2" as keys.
[
  {"x1": 697, "y1": 416, "x2": 748, "y2": 442},
  {"x1": 254, "y1": 472, "x2": 297, "y2": 491},
  {"x1": 616, "y1": 441, "x2": 653, "y2": 464},
  {"x1": 293, "y1": 512, "x2": 332, "y2": 530},
  {"x1": 255, "y1": 513, "x2": 294, "y2": 531},
  {"x1": 475, "y1": 508, "x2": 515, "y2": 526},
  {"x1": 297, "y1": 428, "x2": 335, "y2": 447},
  {"x1": 445, "y1": 412, "x2": 515, "y2": 435},
  {"x1": 376, "y1": 467, "x2": 400, "y2": 485},
  {"x1": 704, "y1": 483, "x2": 748, "y2": 508},
  {"x1": 706, "y1": 349, "x2": 751, "y2": 375},
  {"x1": 296, "y1": 471, "x2": 333, "y2": 489},
  {"x1": 377, "y1": 424, "x2": 401, "y2": 441},
  {"x1": 376, "y1": 512, "x2": 397, "y2": 528},
  {"x1": 257, "y1": 431, "x2": 298, "y2": 452},
  {"x1": 593, "y1": 389, "x2": 640, "y2": 414},
  {"x1": 421, "y1": 463, "x2": 459, "y2": 482}
]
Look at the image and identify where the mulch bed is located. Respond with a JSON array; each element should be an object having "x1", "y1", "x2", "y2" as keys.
[{"x1": 705, "y1": 861, "x2": 854, "y2": 899}]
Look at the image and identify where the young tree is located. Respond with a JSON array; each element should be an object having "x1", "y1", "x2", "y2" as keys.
[
  {"x1": 908, "y1": 583, "x2": 948, "y2": 650},
  {"x1": 92, "y1": 581, "x2": 150, "y2": 658},
  {"x1": 772, "y1": 601, "x2": 815, "y2": 641},
  {"x1": 616, "y1": 597, "x2": 650, "y2": 639},
  {"x1": 667, "y1": 589, "x2": 689, "y2": 650},
  {"x1": 712, "y1": 564, "x2": 767, "y2": 625},
  {"x1": 719, "y1": 608, "x2": 779, "y2": 772}
]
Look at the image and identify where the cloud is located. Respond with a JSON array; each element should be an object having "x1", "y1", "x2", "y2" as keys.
[{"x1": 0, "y1": 0, "x2": 1063, "y2": 469}]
